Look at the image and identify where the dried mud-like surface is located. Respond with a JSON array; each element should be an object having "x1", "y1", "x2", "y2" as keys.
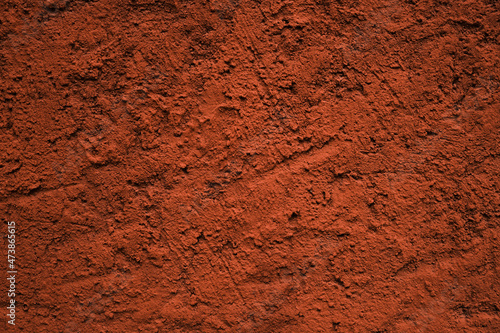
[{"x1": 1, "y1": 0, "x2": 500, "y2": 332}]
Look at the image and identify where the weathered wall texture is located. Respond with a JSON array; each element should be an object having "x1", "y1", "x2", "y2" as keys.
[{"x1": 1, "y1": 0, "x2": 499, "y2": 332}]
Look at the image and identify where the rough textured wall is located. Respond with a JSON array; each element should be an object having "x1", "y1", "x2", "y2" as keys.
[{"x1": 0, "y1": 0, "x2": 499, "y2": 332}]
